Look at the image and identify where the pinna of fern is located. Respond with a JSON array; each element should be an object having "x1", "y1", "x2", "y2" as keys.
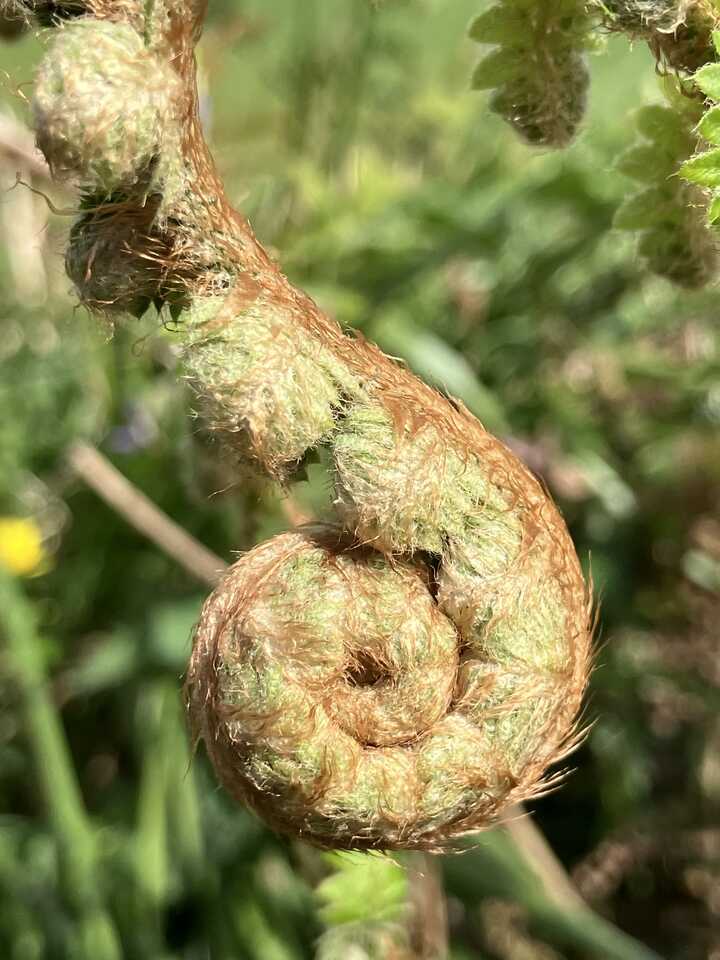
[
  {"x1": 468, "y1": 0, "x2": 595, "y2": 148},
  {"x1": 680, "y1": 30, "x2": 720, "y2": 223},
  {"x1": 615, "y1": 76, "x2": 719, "y2": 288}
]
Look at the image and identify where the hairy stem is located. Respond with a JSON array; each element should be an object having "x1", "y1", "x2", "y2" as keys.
[{"x1": 26, "y1": 0, "x2": 592, "y2": 851}]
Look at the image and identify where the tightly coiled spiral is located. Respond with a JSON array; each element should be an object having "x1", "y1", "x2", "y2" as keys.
[{"x1": 27, "y1": 0, "x2": 592, "y2": 849}]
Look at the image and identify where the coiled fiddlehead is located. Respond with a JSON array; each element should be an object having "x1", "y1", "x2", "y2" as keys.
[
  {"x1": 469, "y1": 0, "x2": 593, "y2": 147},
  {"x1": 27, "y1": 1, "x2": 592, "y2": 850}
]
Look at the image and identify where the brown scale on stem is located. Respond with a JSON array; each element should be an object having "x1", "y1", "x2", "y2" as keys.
[
  {"x1": 598, "y1": 0, "x2": 720, "y2": 74},
  {"x1": 26, "y1": 0, "x2": 592, "y2": 850}
]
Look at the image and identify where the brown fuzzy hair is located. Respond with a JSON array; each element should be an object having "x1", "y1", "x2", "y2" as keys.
[{"x1": 27, "y1": 0, "x2": 593, "y2": 850}]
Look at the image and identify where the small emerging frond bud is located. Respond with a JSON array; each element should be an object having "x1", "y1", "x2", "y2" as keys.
[{"x1": 33, "y1": 18, "x2": 179, "y2": 194}]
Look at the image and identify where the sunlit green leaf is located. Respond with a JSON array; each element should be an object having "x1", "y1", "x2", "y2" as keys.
[
  {"x1": 317, "y1": 853, "x2": 407, "y2": 927},
  {"x1": 679, "y1": 148, "x2": 720, "y2": 187},
  {"x1": 697, "y1": 105, "x2": 720, "y2": 146},
  {"x1": 708, "y1": 193, "x2": 720, "y2": 221},
  {"x1": 694, "y1": 62, "x2": 720, "y2": 100}
]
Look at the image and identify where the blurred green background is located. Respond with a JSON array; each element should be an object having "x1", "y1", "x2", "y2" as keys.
[{"x1": 1, "y1": 1, "x2": 719, "y2": 958}]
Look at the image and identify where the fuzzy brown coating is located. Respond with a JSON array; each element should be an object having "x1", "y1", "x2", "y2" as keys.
[
  {"x1": 599, "y1": 0, "x2": 720, "y2": 74},
  {"x1": 30, "y1": 0, "x2": 593, "y2": 850}
]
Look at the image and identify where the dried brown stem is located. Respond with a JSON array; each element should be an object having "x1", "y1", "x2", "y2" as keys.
[
  {"x1": 67, "y1": 440, "x2": 224, "y2": 586},
  {"x1": 407, "y1": 852, "x2": 449, "y2": 959},
  {"x1": 504, "y1": 803, "x2": 585, "y2": 910}
]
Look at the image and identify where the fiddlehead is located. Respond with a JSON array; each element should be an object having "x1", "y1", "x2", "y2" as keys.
[
  {"x1": 615, "y1": 78, "x2": 718, "y2": 287},
  {"x1": 469, "y1": 0, "x2": 593, "y2": 147},
  {"x1": 26, "y1": 0, "x2": 592, "y2": 850},
  {"x1": 680, "y1": 33, "x2": 720, "y2": 222}
]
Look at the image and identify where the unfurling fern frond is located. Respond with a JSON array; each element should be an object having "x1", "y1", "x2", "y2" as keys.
[
  {"x1": 469, "y1": 0, "x2": 594, "y2": 148},
  {"x1": 22, "y1": 0, "x2": 592, "y2": 851},
  {"x1": 681, "y1": 32, "x2": 720, "y2": 224},
  {"x1": 615, "y1": 79, "x2": 718, "y2": 287}
]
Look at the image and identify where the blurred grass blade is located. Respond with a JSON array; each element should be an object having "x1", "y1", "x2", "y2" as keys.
[
  {"x1": 164, "y1": 690, "x2": 204, "y2": 881},
  {"x1": 135, "y1": 682, "x2": 173, "y2": 905},
  {"x1": 0, "y1": 570, "x2": 121, "y2": 960},
  {"x1": 233, "y1": 897, "x2": 301, "y2": 960},
  {"x1": 444, "y1": 831, "x2": 663, "y2": 960}
]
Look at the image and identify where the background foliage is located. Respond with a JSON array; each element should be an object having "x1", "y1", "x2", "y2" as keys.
[{"x1": 1, "y1": 1, "x2": 718, "y2": 957}]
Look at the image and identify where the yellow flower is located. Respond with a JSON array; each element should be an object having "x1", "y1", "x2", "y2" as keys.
[{"x1": 0, "y1": 518, "x2": 47, "y2": 577}]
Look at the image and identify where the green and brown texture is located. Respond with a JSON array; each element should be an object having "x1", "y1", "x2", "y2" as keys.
[
  {"x1": 680, "y1": 30, "x2": 720, "y2": 215},
  {"x1": 0, "y1": 0, "x2": 26, "y2": 37},
  {"x1": 468, "y1": 0, "x2": 720, "y2": 288},
  {"x1": 26, "y1": 0, "x2": 592, "y2": 850},
  {"x1": 3, "y1": 2, "x2": 720, "y2": 956},
  {"x1": 615, "y1": 77, "x2": 718, "y2": 287},
  {"x1": 598, "y1": 0, "x2": 720, "y2": 73},
  {"x1": 469, "y1": 0, "x2": 593, "y2": 147}
]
